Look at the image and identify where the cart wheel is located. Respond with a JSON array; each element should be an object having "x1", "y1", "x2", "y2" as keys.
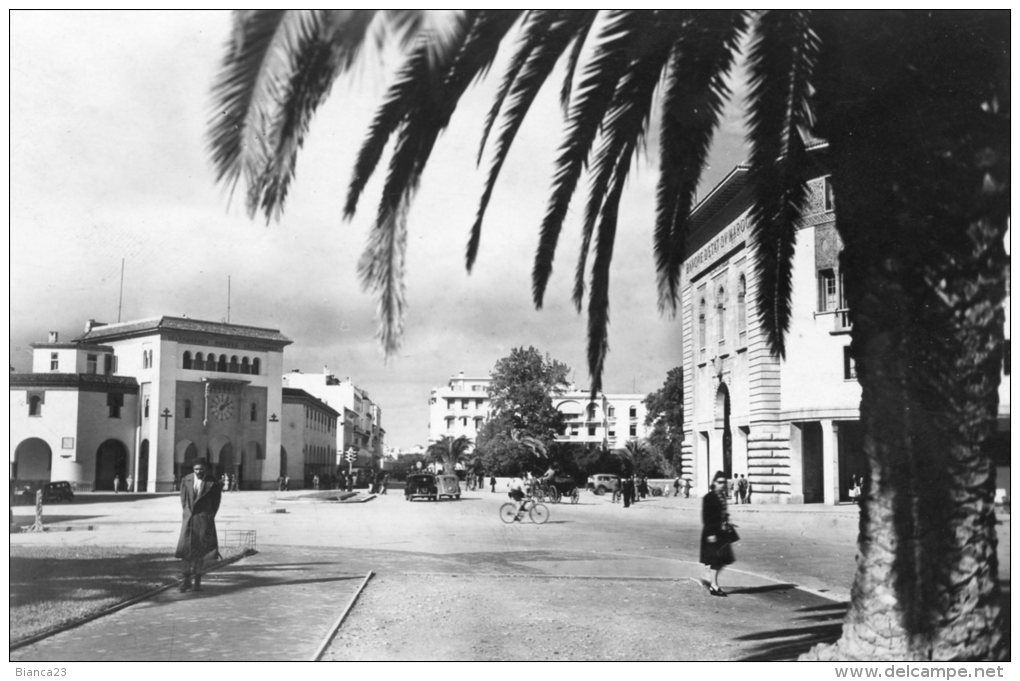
[
  {"x1": 570, "y1": 489, "x2": 580, "y2": 504},
  {"x1": 549, "y1": 488, "x2": 561, "y2": 504},
  {"x1": 530, "y1": 503, "x2": 549, "y2": 524},
  {"x1": 499, "y1": 503, "x2": 519, "y2": 524}
]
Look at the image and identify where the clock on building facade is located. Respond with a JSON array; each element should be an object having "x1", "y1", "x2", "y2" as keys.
[{"x1": 209, "y1": 392, "x2": 235, "y2": 421}]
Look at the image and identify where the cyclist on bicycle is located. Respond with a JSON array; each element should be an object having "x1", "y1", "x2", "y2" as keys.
[{"x1": 508, "y1": 476, "x2": 528, "y2": 521}]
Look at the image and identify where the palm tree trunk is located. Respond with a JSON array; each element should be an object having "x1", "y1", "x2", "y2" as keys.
[{"x1": 805, "y1": 14, "x2": 1008, "y2": 658}]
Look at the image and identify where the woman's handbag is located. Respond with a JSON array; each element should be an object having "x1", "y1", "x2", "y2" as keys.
[{"x1": 718, "y1": 523, "x2": 740, "y2": 545}]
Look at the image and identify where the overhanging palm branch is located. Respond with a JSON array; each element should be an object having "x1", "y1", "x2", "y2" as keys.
[{"x1": 744, "y1": 10, "x2": 821, "y2": 357}]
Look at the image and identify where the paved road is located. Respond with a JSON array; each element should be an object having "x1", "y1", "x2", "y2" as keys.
[{"x1": 10, "y1": 488, "x2": 1010, "y2": 661}]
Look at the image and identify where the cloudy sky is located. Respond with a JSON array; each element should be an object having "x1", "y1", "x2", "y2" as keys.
[{"x1": 10, "y1": 10, "x2": 749, "y2": 450}]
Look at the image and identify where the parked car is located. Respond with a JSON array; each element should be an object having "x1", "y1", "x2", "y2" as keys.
[
  {"x1": 42, "y1": 481, "x2": 74, "y2": 503},
  {"x1": 404, "y1": 473, "x2": 461, "y2": 501},
  {"x1": 586, "y1": 474, "x2": 620, "y2": 495}
]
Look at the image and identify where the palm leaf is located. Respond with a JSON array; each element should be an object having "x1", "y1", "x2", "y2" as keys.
[
  {"x1": 587, "y1": 133, "x2": 639, "y2": 396},
  {"x1": 475, "y1": 11, "x2": 559, "y2": 165},
  {"x1": 254, "y1": 10, "x2": 383, "y2": 222},
  {"x1": 208, "y1": 10, "x2": 302, "y2": 206},
  {"x1": 532, "y1": 10, "x2": 639, "y2": 309},
  {"x1": 745, "y1": 9, "x2": 820, "y2": 358},
  {"x1": 654, "y1": 11, "x2": 749, "y2": 314},
  {"x1": 573, "y1": 15, "x2": 683, "y2": 310},
  {"x1": 466, "y1": 11, "x2": 593, "y2": 270},
  {"x1": 559, "y1": 13, "x2": 599, "y2": 113}
]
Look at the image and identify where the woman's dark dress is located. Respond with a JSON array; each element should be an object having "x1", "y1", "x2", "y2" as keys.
[{"x1": 700, "y1": 490, "x2": 735, "y2": 569}]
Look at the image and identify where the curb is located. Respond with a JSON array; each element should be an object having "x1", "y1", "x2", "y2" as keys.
[{"x1": 9, "y1": 549, "x2": 257, "y2": 652}]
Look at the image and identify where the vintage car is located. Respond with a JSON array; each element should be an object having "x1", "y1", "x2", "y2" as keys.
[
  {"x1": 586, "y1": 473, "x2": 621, "y2": 495},
  {"x1": 404, "y1": 473, "x2": 461, "y2": 501},
  {"x1": 42, "y1": 481, "x2": 75, "y2": 503}
]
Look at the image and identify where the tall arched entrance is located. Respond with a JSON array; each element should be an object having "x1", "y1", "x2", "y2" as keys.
[
  {"x1": 243, "y1": 441, "x2": 263, "y2": 490},
  {"x1": 714, "y1": 383, "x2": 733, "y2": 478},
  {"x1": 175, "y1": 440, "x2": 199, "y2": 487},
  {"x1": 137, "y1": 440, "x2": 150, "y2": 492},
  {"x1": 95, "y1": 440, "x2": 129, "y2": 491},
  {"x1": 13, "y1": 438, "x2": 52, "y2": 489}
]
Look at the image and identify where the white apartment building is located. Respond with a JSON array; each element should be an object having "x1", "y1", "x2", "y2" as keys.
[
  {"x1": 427, "y1": 372, "x2": 650, "y2": 447},
  {"x1": 281, "y1": 368, "x2": 385, "y2": 467}
]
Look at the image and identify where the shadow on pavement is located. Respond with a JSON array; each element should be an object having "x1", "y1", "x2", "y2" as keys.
[{"x1": 735, "y1": 601, "x2": 847, "y2": 661}]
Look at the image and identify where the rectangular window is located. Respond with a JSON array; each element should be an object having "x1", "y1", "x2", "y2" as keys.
[
  {"x1": 629, "y1": 406, "x2": 637, "y2": 418},
  {"x1": 462, "y1": 399, "x2": 469, "y2": 410},
  {"x1": 608, "y1": 429, "x2": 615, "y2": 438},
  {"x1": 588, "y1": 426, "x2": 596, "y2": 437},
  {"x1": 86, "y1": 354, "x2": 98, "y2": 374},
  {"x1": 28, "y1": 393, "x2": 43, "y2": 416},
  {"x1": 824, "y1": 176, "x2": 835, "y2": 212},
  {"x1": 104, "y1": 354, "x2": 116, "y2": 374},
  {"x1": 818, "y1": 269, "x2": 837, "y2": 312},
  {"x1": 629, "y1": 424, "x2": 637, "y2": 437},
  {"x1": 607, "y1": 406, "x2": 615, "y2": 417},
  {"x1": 843, "y1": 346, "x2": 858, "y2": 380},
  {"x1": 107, "y1": 393, "x2": 124, "y2": 418},
  {"x1": 50, "y1": 352, "x2": 59, "y2": 371}
]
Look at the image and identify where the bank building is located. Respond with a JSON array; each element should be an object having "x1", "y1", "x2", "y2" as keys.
[
  {"x1": 10, "y1": 316, "x2": 292, "y2": 492},
  {"x1": 680, "y1": 145, "x2": 1010, "y2": 504}
]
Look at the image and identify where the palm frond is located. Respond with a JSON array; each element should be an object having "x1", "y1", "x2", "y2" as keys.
[
  {"x1": 532, "y1": 10, "x2": 640, "y2": 309},
  {"x1": 587, "y1": 133, "x2": 638, "y2": 396},
  {"x1": 573, "y1": 18, "x2": 681, "y2": 310},
  {"x1": 357, "y1": 196, "x2": 408, "y2": 354},
  {"x1": 653, "y1": 11, "x2": 749, "y2": 314},
  {"x1": 208, "y1": 10, "x2": 305, "y2": 207},
  {"x1": 344, "y1": 23, "x2": 457, "y2": 219},
  {"x1": 559, "y1": 13, "x2": 599, "y2": 112},
  {"x1": 475, "y1": 11, "x2": 559, "y2": 164},
  {"x1": 745, "y1": 9, "x2": 821, "y2": 358},
  {"x1": 466, "y1": 11, "x2": 593, "y2": 270},
  {"x1": 254, "y1": 10, "x2": 384, "y2": 222}
]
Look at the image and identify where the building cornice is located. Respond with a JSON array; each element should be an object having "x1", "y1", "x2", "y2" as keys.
[{"x1": 9, "y1": 373, "x2": 139, "y2": 393}]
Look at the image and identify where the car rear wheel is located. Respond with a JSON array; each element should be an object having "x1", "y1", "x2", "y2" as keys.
[{"x1": 595, "y1": 486, "x2": 606, "y2": 495}]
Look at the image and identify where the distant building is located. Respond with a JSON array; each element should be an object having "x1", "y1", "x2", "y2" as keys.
[
  {"x1": 281, "y1": 388, "x2": 340, "y2": 488},
  {"x1": 281, "y1": 368, "x2": 385, "y2": 470},
  {"x1": 10, "y1": 317, "x2": 292, "y2": 492},
  {"x1": 427, "y1": 372, "x2": 650, "y2": 448}
]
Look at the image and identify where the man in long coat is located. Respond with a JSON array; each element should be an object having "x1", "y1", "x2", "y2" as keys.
[{"x1": 175, "y1": 458, "x2": 221, "y2": 592}]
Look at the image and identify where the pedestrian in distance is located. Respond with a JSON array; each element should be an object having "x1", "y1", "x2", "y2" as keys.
[
  {"x1": 673, "y1": 476, "x2": 681, "y2": 497},
  {"x1": 683, "y1": 477, "x2": 691, "y2": 498},
  {"x1": 313, "y1": 473, "x2": 320, "y2": 490},
  {"x1": 737, "y1": 474, "x2": 749, "y2": 504},
  {"x1": 231, "y1": 474, "x2": 239, "y2": 492},
  {"x1": 113, "y1": 475, "x2": 120, "y2": 493},
  {"x1": 701, "y1": 470, "x2": 737, "y2": 597},
  {"x1": 622, "y1": 474, "x2": 633, "y2": 508},
  {"x1": 126, "y1": 475, "x2": 133, "y2": 493},
  {"x1": 175, "y1": 458, "x2": 222, "y2": 593},
  {"x1": 490, "y1": 475, "x2": 497, "y2": 493}
]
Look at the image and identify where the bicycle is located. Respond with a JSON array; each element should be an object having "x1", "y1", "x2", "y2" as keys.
[{"x1": 499, "y1": 496, "x2": 549, "y2": 524}]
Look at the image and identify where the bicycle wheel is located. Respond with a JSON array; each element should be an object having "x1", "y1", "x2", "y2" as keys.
[
  {"x1": 529, "y1": 503, "x2": 549, "y2": 524},
  {"x1": 499, "y1": 503, "x2": 519, "y2": 524}
]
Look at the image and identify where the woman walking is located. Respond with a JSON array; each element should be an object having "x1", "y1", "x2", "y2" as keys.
[{"x1": 700, "y1": 471, "x2": 736, "y2": 596}]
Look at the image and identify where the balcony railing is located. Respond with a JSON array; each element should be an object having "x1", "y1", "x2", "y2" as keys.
[{"x1": 832, "y1": 308, "x2": 853, "y2": 333}]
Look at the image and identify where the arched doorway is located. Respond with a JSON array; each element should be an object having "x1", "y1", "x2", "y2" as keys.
[
  {"x1": 95, "y1": 440, "x2": 129, "y2": 491},
  {"x1": 175, "y1": 440, "x2": 199, "y2": 488},
  {"x1": 13, "y1": 438, "x2": 52, "y2": 490},
  {"x1": 243, "y1": 441, "x2": 263, "y2": 490},
  {"x1": 138, "y1": 440, "x2": 150, "y2": 492},
  {"x1": 714, "y1": 383, "x2": 733, "y2": 478}
]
